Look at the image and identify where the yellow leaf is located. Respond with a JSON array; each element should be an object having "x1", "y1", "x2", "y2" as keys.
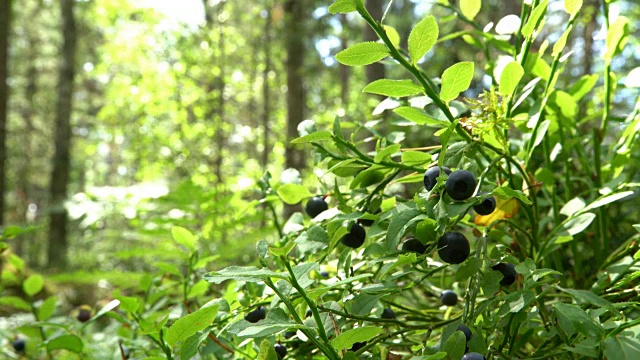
[{"x1": 474, "y1": 198, "x2": 519, "y2": 226}]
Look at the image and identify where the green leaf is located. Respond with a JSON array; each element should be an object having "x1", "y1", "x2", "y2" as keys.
[
  {"x1": 187, "y1": 280, "x2": 210, "y2": 298},
  {"x1": 23, "y1": 274, "x2": 44, "y2": 297},
  {"x1": 171, "y1": 226, "x2": 197, "y2": 252},
  {"x1": 393, "y1": 106, "x2": 449, "y2": 128},
  {"x1": 455, "y1": 257, "x2": 482, "y2": 282},
  {"x1": 180, "y1": 332, "x2": 210, "y2": 360},
  {"x1": 38, "y1": 296, "x2": 57, "y2": 321},
  {"x1": 335, "y1": 42, "x2": 389, "y2": 66},
  {"x1": 91, "y1": 299, "x2": 120, "y2": 322},
  {"x1": 330, "y1": 326, "x2": 382, "y2": 350},
  {"x1": 552, "y1": 25, "x2": 572, "y2": 57},
  {"x1": 363, "y1": 79, "x2": 423, "y2": 97},
  {"x1": 603, "y1": 333, "x2": 640, "y2": 360},
  {"x1": 408, "y1": 15, "x2": 439, "y2": 64},
  {"x1": 569, "y1": 74, "x2": 599, "y2": 100},
  {"x1": 553, "y1": 303, "x2": 603, "y2": 337},
  {"x1": 560, "y1": 197, "x2": 586, "y2": 217},
  {"x1": 204, "y1": 266, "x2": 286, "y2": 284},
  {"x1": 165, "y1": 305, "x2": 219, "y2": 347},
  {"x1": 401, "y1": 151, "x2": 432, "y2": 166},
  {"x1": 499, "y1": 61, "x2": 524, "y2": 97},
  {"x1": 442, "y1": 331, "x2": 466, "y2": 359},
  {"x1": 557, "y1": 287, "x2": 619, "y2": 315},
  {"x1": 522, "y1": 0, "x2": 549, "y2": 38},
  {"x1": 564, "y1": 0, "x2": 582, "y2": 18},
  {"x1": 115, "y1": 294, "x2": 139, "y2": 313},
  {"x1": 277, "y1": 183, "x2": 312, "y2": 205},
  {"x1": 492, "y1": 186, "x2": 532, "y2": 205},
  {"x1": 385, "y1": 207, "x2": 425, "y2": 251},
  {"x1": 440, "y1": 62, "x2": 474, "y2": 103},
  {"x1": 328, "y1": 0, "x2": 361, "y2": 14},
  {"x1": 291, "y1": 131, "x2": 333, "y2": 144},
  {"x1": 558, "y1": 212, "x2": 596, "y2": 237},
  {"x1": 604, "y1": 16, "x2": 629, "y2": 64},
  {"x1": 0, "y1": 296, "x2": 32, "y2": 311},
  {"x1": 374, "y1": 144, "x2": 401, "y2": 163},
  {"x1": 383, "y1": 25, "x2": 401, "y2": 48},
  {"x1": 460, "y1": 0, "x2": 481, "y2": 20},
  {"x1": 257, "y1": 339, "x2": 280, "y2": 360},
  {"x1": 47, "y1": 334, "x2": 84, "y2": 353},
  {"x1": 582, "y1": 191, "x2": 633, "y2": 212}
]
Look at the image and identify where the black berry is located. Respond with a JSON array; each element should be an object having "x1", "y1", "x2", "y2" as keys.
[
  {"x1": 305, "y1": 197, "x2": 328, "y2": 218},
  {"x1": 423, "y1": 166, "x2": 451, "y2": 191},
  {"x1": 77, "y1": 308, "x2": 91, "y2": 323},
  {"x1": 283, "y1": 331, "x2": 296, "y2": 339},
  {"x1": 457, "y1": 324, "x2": 472, "y2": 342},
  {"x1": 244, "y1": 306, "x2": 266, "y2": 323},
  {"x1": 275, "y1": 343, "x2": 287, "y2": 359},
  {"x1": 12, "y1": 338, "x2": 26, "y2": 352},
  {"x1": 445, "y1": 170, "x2": 477, "y2": 201},
  {"x1": 492, "y1": 263, "x2": 517, "y2": 286},
  {"x1": 462, "y1": 352, "x2": 486, "y2": 360},
  {"x1": 401, "y1": 238, "x2": 427, "y2": 254},
  {"x1": 340, "y1": 223, "x2": 366, "y2": 248},
  {"x1": 437, "y1": 232, "x2": 470, "y2": 264},
  {"x1": 381, "y1": 308, "x2": 396, "y2": 319},
  {"x1": 440, "y1": 290, "x2": 458, "y2": 306},
  {"x1": 319, "y1": 271, "x2": 329, "y2": 278},
  {"x1": 305, "y1": 309, "x2": 312, "y2": 318},
  {"x1": 350, "y1": 341, "x2": 366, "y2": 352},
  {"x1": 474, "y1": 196, "x2": 496, "y2": 215}
]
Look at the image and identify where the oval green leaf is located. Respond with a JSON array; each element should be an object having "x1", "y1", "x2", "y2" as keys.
[
  {"x1": 277, "y1": 183, "x2": 312, "y2": 205},
  {"x1": 335, "y1": 42, "x2": 389, "y2": 66},
  {"x1": 408, "y1": 15, "x2": 438, "y2": 64},
  {"x1": 363, "y1": 79, "x2": 423, "y2": 97},
  {"x1": 440, "y1": 62, "x2": 474, "y2": 103}
]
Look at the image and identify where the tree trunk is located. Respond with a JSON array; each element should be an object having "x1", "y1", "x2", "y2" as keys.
[
  {"x1": 284, "y1": 0, "x2": 306, "y2": 171},
  {"x1": 0, "y1": 0, "x2": 13, "y2": 226},
  {"x1": 364, "y1": 0, "x2": 385, "y2": 91},
  {"x1": 283, "y1": 0, "x2": 306, "y2": 218},
  {"x1": 261, "y1": 5, "x2": 272, "y2": 169},
  {"x1": 47, "y1": 0, "x2": 76, "y2": 269}
]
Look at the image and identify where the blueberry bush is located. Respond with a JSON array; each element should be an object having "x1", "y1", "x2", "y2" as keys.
[{"x1": 2, "y1": 0, "x2": 640, "y2": 359}]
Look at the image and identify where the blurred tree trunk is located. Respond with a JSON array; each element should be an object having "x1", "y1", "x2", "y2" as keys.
[
  {"x1": 47, "y1": 0, "x2": 76, "y2": 269},
  {"x1": 261, "y1": 5, "x2": 272, "y2": 169},
  {"x1": 364, "y1": 0, "x2": 385, "y2": 90},
  {"x1": 16, "y1": 4, "x2": 40, "y2": 259},
  {"x1": 339, "y1": 13, "x2": 350, "y2": 106},
  {"x1": 283, "y1": 0, "x2": 306, "y2": 218},
  {"x1": 0, "y1": 0, "x2": 13, "y2": 226},
  {"x1": 363, "y1": 0, "x2": 385, "y2": 152}
]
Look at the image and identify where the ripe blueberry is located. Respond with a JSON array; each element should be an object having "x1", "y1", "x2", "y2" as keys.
[
  {"x1": 440, "y1": 290, "x2": 458, "y2": 306},
  {"x1": 304, "y1": 197, "x2": 328, "y2": 218},
  {"x1": 492, "y1": 263, "x2": 517, "y2": 286},
  {"x1": 12, "y1": 338, "x2": 26, "y2": 352},
  {"x1": 283, "y1": 330, "x2": 296, "y2": 339},
  {"x1": 305, "y1": 309, "x2": 312, "y2": 318},
  {"x1": 437, "y1": 232, "x2": 470, "y2": 264},
  {"x1": 319, "y1": 271, "x2": 329, "y2": 278},
  {"x1": 381, "y1": 308, "x2": 396, "y2": 319},
  {"x1": 350, "y1": 341, "x2": 366, "y2": 352},
  {"x1": 340, "y1": 223, "x2": 366, "y2": 248},
  {"x1": 274, "y1": 343, "x2": 287, "y2": 359},
  {"x1": 423, "y1": 166, "x2": 451, "y2": 191},
  {"x1": 401, "y1": 238, "x2": 427, "y2": 254},
  {"x1": 445, "y1": 170, "x2": 477, "y2": 201},
  {"x1": 473, "y1": 196, "x2": 496, "y2": 215},
  {"x1": 244, "y1": 306, "x2": 266, "y2": 323},
  {"x1": 77, "y1": 308, "x2": 91, "y2": 323},
  {"x1": 457, "y1": 324, "x2": 472, "y2": 342},
  {"x1": 462, "y1": 352, "x2": 486, "y2": 360}
]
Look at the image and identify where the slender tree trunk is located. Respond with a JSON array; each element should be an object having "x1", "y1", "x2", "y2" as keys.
[
  {"x1": 261, "y1": 5, "x2": 272, "y2": 169},
  {"x1": 284, "y1": 0, "x2": 305, "y2": 171},
  {"x1": 47, "y1": 0, "x2": 76, "y2": 269},
  {"x1": 0, "y1": 0, "x2": 13, "y2": 226},
  {"x1": 339, "y1": 13, "x2": 350, "y2": 106},
  {"x1": 283, "y1": 0, "x2": 306, "y2": 218},
  {"x1": 364, "y1": 0, "x2": 385, "y2": 91},
  {"x1": 15, "y1": 7, "x2": 40, "y2": 259}
]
